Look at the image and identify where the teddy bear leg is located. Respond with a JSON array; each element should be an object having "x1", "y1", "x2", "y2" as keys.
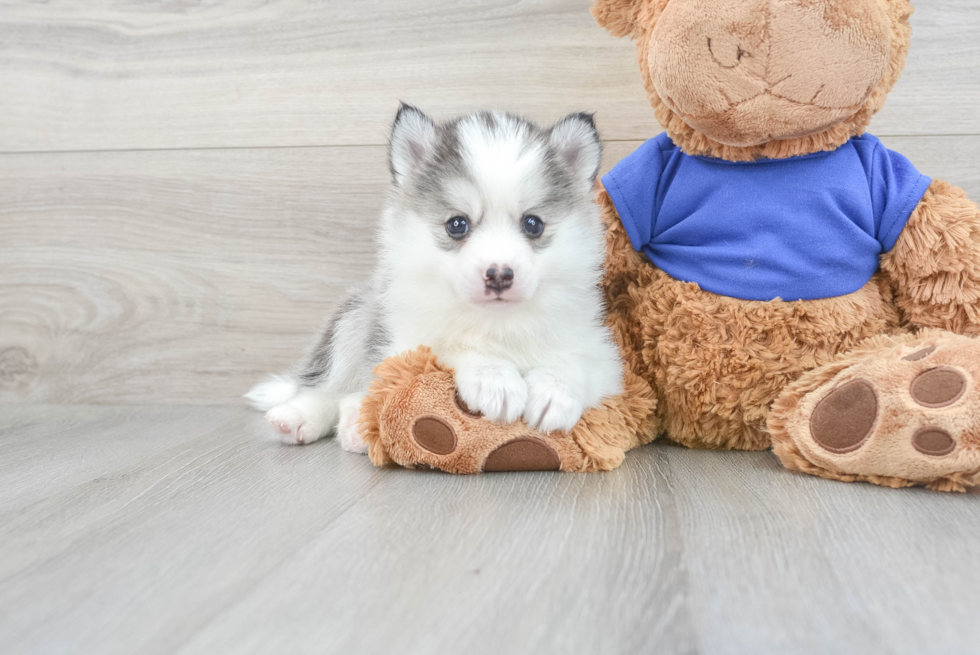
[
  {"x1": 382, "y1": 369, "x2": 584, "y2": 474},
  {"x1": 358, "y1": 348, "x2": 657, "y2": 474},
  {"x1": 768, "y1": 331, "x2": 980, "y2": 492},
  {"x1": 358, "y1": 348, "x2": 590, "y2": 474}
]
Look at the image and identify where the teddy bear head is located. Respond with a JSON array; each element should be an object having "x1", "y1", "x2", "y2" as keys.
[{"x1": 592, "y1": 0, "x2": 914, "y2": 161}]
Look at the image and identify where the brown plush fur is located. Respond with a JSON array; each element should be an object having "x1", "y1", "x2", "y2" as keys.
[
  {"x1": 593, "y1": 0, "x2": 914, "y2": 161},
  {"x1": 359, "y1": 347, "x2": 658, "y2": 474},
  {"x1": 769, "y1": 330, "x2": 980, "y2": 492},
  {"x1": 584, "y1": 0, "x2": 980, "y2": 491},
  {"x1": 881, "y1": 181, "x2": 980, "y2": 335},
  {"x1": 645, "y1": 0, "x2": 892, "y2": 148},
  {"x1": 600, "y1": 186, "x2": 901, "y2": 450},
  {"x1": 359, "y1": 0, "x2": 980, "y2": 492}
]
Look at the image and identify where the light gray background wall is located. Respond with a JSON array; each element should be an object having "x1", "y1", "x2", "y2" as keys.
[{"x1": 1, "y1": 0, "x2": 978, "y2": 405}]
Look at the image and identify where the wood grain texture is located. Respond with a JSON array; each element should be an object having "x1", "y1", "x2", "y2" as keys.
[
  {"x1": 0, "y1": 0, "x2": 977, "y2": 153},
  {"x1": 2, "y1": 3, "x2": 978, "y2": 652},
  {"x1": 0, "y1": 146, "x2": 383, "y2": 405},
  {"x1": 2, "y1": 136, "x2": 979, "y2": 405},
  {"x1": 1, "y1": 405, "x2": 979, "y2": 654},
  {"x1": 663, "y1": 445, "x2": 980, "y2": 655}
]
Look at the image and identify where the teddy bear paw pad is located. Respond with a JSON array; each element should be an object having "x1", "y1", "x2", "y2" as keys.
[
  {"x1": 809, "y1": 379, "x2": 878, "y2": 453},
  {"x1": 910, "y1": 367, "x2": 966, "y2": 407},
  {"x1": 772, "y1": 333, "x2": 980, "y2": 490},
  {"x1": 911, "y1": 428, "x2": 956, "y2": 456},
  {"x1": 482, "y1": 437, "x2": 561, "y2": 472},
  {"x1": 411, "y1": 416, "x2": 458, "y2": 455}
]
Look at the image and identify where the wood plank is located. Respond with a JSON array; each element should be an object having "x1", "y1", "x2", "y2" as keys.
[
  {"x1": 0, "y1": 405, "x2": 389, "y2": 654},
  {"x1": 1, "y1": 405, "x2": 979, "y2": 653},
  {"x1": 2, "y1": 136, "x2": 978, "y2": 405},
  {"x1": 0, "y1": 0, "x2": 977, "y2": 153},
  {"x1": 0, "y1": 404, "x2": 244, "y2": 513},
  {"x1": 664, "y1": 446, "x2": 980, "y2": 654},
  {"x1": 175, "y1": 445, "x2": 692, "y2": 655},
  {"x1": 0, "y1": 146, "x2": 385, "y2": 405}
]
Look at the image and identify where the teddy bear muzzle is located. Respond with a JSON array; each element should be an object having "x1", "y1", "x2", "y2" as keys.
[{"x1": 647, "y1": 0, "x2": 892, "y2": 146}]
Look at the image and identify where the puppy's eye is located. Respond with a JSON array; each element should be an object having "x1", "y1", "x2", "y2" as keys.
[
  {"x1": 446, "y1": 216, "x2": 469, "y2": 239},
  {"x1": 522, "y1": 215, "x2": 544, "y2": 239}
]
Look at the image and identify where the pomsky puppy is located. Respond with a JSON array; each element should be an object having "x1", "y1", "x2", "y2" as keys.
[{"x1": 247, "y1": 104, "x2": 623, "y2": 452}]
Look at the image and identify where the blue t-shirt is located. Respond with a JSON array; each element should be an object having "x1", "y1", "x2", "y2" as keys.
[{"x1": 601, "y1": 133, "x2": 931, "y2": 301}]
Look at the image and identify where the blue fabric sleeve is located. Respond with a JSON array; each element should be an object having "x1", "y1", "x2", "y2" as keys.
[
  {"x1": 868, "y1": 138, "x2": 932, "y2": 252},
  {"x1": 600, "y1": 136, "x2": 668, "y2": 251}
]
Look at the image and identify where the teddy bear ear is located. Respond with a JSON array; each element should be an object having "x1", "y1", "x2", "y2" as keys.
[{"x1": 590, "y1": 0, "x2": 645, "y2": 38}]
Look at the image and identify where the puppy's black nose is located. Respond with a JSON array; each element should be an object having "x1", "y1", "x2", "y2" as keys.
[{"x1": 485, "y1": 266, "x2": 514, "y2": 293}]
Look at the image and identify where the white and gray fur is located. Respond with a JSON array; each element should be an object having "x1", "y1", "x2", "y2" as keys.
[{"x1": 247, "y1": 104, "x2": 623, "y2": 450}]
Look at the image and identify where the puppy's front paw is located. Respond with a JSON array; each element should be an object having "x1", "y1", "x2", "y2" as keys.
[
  {"x1": 523, "y1": 371, "x2": 584, "y2": 433},
  {"x1": 337, "y1": 393, "x2": 368, "y2": 454},
  {"x1": 455, "y1": 361, "x2": 528, "y2": 424}
]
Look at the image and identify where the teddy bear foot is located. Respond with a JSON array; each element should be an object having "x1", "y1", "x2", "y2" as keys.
[
  {"x1": 770, "y1": 331, "x2": 980, "y2": 492},
  {"x1": 411, "y1": 410, "x2": 567, "y2": 473},
  {"x1": 358, "y1": 347, "x2": 659, "y2": 474},
  {"x1": 357, "y1": 348, "x2": 588, "y2": 474},
  {"x1": 373, "y1": 379, "x2": 585, "y2": 474}
]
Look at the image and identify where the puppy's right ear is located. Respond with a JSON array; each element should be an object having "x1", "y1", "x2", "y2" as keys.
[
  {"x1": 590, "y1": 0, "x2": 645, "y2": 38},
  {"x1": 389, "y1": 103, "x2": 436, "y2": 185}
]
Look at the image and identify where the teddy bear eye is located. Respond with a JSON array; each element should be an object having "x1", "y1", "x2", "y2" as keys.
[
  {"x1": 445, "y1": 216, "x2": 469, "y2": 239},
  {"x1": 522, "y1": 215, "x2": 544, "y2": 239}
]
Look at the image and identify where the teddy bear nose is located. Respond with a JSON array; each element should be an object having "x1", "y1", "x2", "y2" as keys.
[{"x1": 485, "y1": 266, "x2": 514, "y2": 292}]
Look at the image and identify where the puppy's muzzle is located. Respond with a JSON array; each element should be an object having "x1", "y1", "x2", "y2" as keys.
[{"x1": 485, "y1": 265, "x2": 514, "y2": 293}]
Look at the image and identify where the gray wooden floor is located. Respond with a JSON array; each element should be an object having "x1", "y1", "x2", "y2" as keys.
[
  {"x1": 2, "y1": 1, "x2": 980, "y2": 653},
  {"x1": 2, "y1": 405, "x2": 980, "y2": 655}
]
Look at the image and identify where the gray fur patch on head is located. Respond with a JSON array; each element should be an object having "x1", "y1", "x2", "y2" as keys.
[
  {"x1": 417, "y1": 120, "x2": 468, "y2": 204},
  {"x1": 402, "y1": 116, "x2": 476, "y2": 251},
  {"x1": 416, "y1": 123, "x2": 470, "y2": 251},
  {"x1": 388, "y1": 106, "x2": 603, "y2": 251}
]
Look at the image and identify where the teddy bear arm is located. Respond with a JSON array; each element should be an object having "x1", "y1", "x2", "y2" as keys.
[
  {"x1": 597, "y1": 186, "x2": 661, "y2": 380},
  {"x1": 880, "y1": 179, "x2": 980, "y2": 335}
]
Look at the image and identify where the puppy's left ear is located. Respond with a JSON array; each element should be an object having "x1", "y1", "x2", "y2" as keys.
[
  {"x1": 549, "y1": 112, "x2": 602, "y2": 187},
  {"x1": 389, "y1": 102, "x2": 437, "y2": 185}
]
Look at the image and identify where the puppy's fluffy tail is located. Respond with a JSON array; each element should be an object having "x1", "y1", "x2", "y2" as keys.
[{"x1": 245, "y1": 375, "x2": 298, "y2": 411}]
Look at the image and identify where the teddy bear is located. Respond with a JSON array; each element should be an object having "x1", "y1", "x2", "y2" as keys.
[{"x1": 359, "y1": 0, "x2": 980, "y2": 492}]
